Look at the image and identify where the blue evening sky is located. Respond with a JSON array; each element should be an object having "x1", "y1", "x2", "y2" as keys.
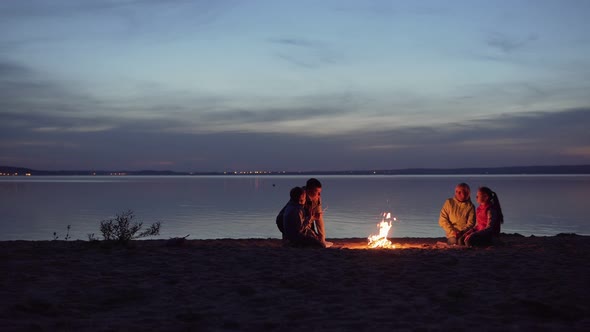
[{"x1": 1, "y1": 0, "x2": 589, "y2": 171}]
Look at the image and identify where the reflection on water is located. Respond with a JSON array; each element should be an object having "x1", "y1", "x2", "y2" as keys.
[{"x1": 1, "y1": 175, "x2": 589, "y2": 240}]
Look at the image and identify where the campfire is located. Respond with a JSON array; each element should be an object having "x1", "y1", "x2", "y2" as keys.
[{"x1": 367, "y1": 212, "x2": 396, "y2": 249}]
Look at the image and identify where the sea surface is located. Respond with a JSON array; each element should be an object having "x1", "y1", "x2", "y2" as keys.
[{"x1": 1, "y1": 175, "x2": 589, "y2": 241}]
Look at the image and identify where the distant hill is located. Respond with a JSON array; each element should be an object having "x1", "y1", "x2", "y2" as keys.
[
  {"x1": 357, "y1": 165, "x2": 590, "y2": 175},
  {"x1": 0, "y1": 166, "x2": 190, "y2": 176},
  {"x1": 2, "y1": 165, "x2": 590, "y2": 176}
]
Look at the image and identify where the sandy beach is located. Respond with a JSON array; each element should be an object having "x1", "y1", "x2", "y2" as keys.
[{"x1": 1, "y1": 234, "x2": 588, "y2": 331}]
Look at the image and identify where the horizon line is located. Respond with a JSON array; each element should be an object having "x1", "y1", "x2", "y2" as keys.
[{"x1": 2, "y1": 164, "x2": 590, "y2": 176}]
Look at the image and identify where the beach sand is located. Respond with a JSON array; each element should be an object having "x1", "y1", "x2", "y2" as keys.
[{"x1": 1, "y1": 234, "x2": 588, "y2": 331}]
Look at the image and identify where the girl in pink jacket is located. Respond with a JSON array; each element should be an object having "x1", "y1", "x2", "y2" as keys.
[{"x1": 463, "y1": 186, "x2": 504, "y2": 247}]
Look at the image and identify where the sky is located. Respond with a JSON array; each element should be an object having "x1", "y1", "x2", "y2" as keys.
[{"x1": 1, "y1": 0, "x2": 589, "y2": 172}]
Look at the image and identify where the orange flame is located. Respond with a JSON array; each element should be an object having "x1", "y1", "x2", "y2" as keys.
[{"x1": 367, "y1": 212, "x2": 396, "y2": 249}]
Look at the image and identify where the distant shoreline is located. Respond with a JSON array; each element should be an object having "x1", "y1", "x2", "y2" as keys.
[{"x1": 2, "y1": 164, "x2": 590, "y2": 176}]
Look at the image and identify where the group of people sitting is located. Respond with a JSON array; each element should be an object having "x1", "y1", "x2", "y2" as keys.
[
  {"x1": 276, "y1": 179, "x2": 504, "y2": 248},
  {"x1": 439, "y1": 182, "x2": 504, "y2": 247},
  {"x1": 275, "y1": 178, "x2": 332, "y2": 248}
]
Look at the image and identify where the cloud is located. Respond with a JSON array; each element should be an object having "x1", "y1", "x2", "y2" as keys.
[
  {"x1": 0, "y1": 0, "x2": 220, "y2": 19},
  {"x1": 0, "y1": 0, "x2": 236, "y2": 46},
  {"x1": 270, "y1": 38, "x2": 321, "y2": 48},
  {"x1": 269, "y1": 37, "x2": 340, "y2": 69},
  {"x1": 486, "y1": 32, "x2": 538, "y2": 53},
  {"x1": 2, "y1": 103, "x2": 589, "y2": 171},
  {"x1": 0, "y1": 140, "x2": 80, "y2": 149},
  {"x1": 1, "y1": 55, "x2": 589, "y2": 171},
  {"x1": 0, "y1": 62, "x2": 32, "y2": 76},
  {"x1": 0, "y1": 58, "x2": 362, "y2": 138},
  {"x1": 332, "y1": 1, "x2": 447, "y2": 18},
  {"x1": 0, "y1": 59, "x2": 149, "y2": 134},
  {"x1": 199, "y1": 106, "x2": 345, "y2": 124},
  {"x1": 0, "y1": 60, "x2": 106, "y2": 119},
  {"x1": 563, "y1": 146, "x2": 590, "y2": 157},
  {"x1": 334, "y1": 108, "x2": 590, "y2": 168}
]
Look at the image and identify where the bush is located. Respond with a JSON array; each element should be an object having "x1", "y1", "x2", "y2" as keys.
[
  {"x1": 99, "y1": 210, "x2": 161, "y2": 242},
  {"x1": 53, "y1": 225, "x2": 71, "y2": 241}
]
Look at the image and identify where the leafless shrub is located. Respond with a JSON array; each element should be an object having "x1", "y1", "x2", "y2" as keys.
[{"x1": 99, "y1": 210, "x2": 161, "y2": 243}]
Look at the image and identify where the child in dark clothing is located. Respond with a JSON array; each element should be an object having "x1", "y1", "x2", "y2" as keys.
[
  {"x1": 283, "y1": 187, "x2": 325, "y2": 248},
  {"x1": 462, "y1": 186, "x2": 504, "y2": 247}
]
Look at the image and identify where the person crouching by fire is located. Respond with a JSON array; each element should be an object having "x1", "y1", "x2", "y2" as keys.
[
  {"x1": 283, "y1": 186, "x2": 326, "y2": 248},
  {"x1": 438, "y1": 183, "x2": 476, "y2": 245}
]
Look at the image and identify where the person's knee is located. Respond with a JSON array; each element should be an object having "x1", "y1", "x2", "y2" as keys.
[
  {"x1": 467, "y1": 234, "x2": 492, "y2": 247},
  {"x1": 457, "y1": 236, "x2": 466, "y2": 246},
  {"x1": 447, "y1": 237, "x2": 458, "y2": 245}
]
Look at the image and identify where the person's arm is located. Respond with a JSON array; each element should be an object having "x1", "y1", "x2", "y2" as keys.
[
  {"x1": 284, "y1": 206, "x2": 304, "y2": 240},
  {"x1": 439, "y1": 200, "x2": 458, "y2": 237},
  {"x1": 313, "y1": 203, "x2": 325, "y2": 241},
  {"x1": 466, "y1": 204, "x2": 476, "y2": 230},
  {"x1": 297, "y1": 208, "x2": 311, "y2": 234},
  {"x1": 461, "y1": 227, "x2": 474, "y2": 241},
  {"x1": 473, "y1": 208, "x2": 500, "y2": 237},
  {"x1": 276, "y1": 204, "x2": 287, "y2": 233},
  {"x1": 286, "y1": 207, "x2": 319, "y2": 240}
]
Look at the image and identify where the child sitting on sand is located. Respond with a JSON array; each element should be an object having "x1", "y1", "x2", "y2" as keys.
[
  {"x1": 462, "y1": 186, "x2": 504, "y2": 247},
  {"x1": 283, "y1": 187, "x2": 326, "y2": 248},
  {"x1": 439, "y1": 183, "x2": 476, "y2": 245}
]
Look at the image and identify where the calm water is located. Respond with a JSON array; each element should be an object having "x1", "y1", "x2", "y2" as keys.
[{"x1": 0, "y1": 175, "x2": 589, "y2": 241}]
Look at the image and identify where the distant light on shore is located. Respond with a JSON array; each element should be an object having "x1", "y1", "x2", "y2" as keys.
[{"x1": 224, "y1": 171, "x2": 288, "y2": 175}]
